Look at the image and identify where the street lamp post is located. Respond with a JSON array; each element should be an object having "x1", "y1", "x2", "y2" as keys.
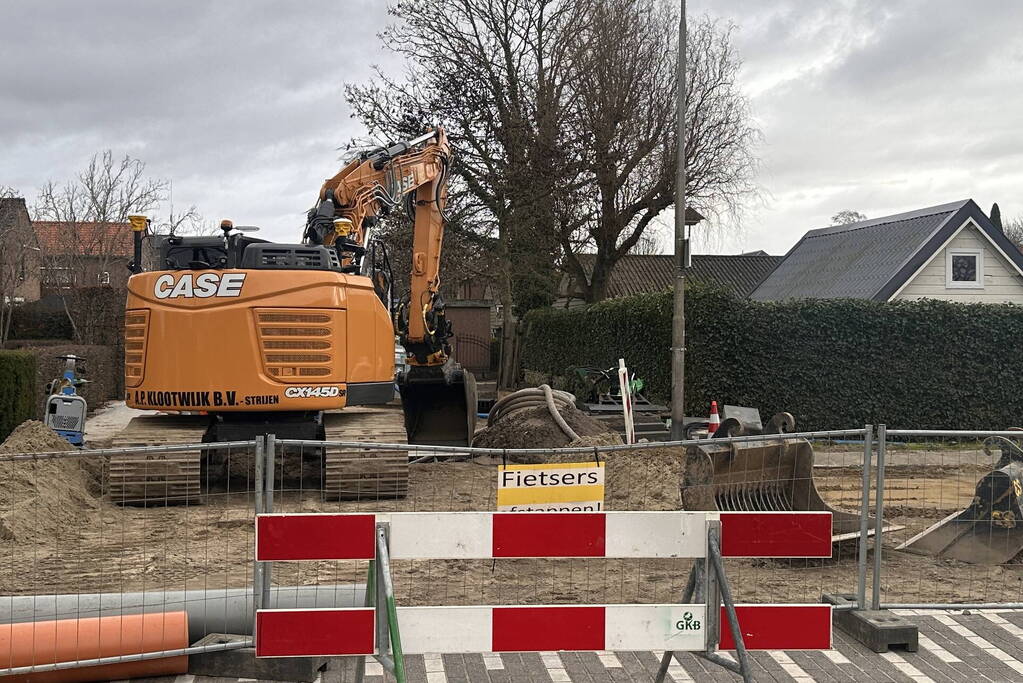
[{"x1": 670, "y1": 0, "x2": 687, "y2": 440}]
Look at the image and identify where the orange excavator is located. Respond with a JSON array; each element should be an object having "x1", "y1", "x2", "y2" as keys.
[{"x1": 111, "y1": 128, "x2": 475, "y2": 503}]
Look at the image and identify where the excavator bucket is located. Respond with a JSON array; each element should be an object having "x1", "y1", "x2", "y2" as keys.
[
  {"x1": 683, "y1": 436, "x2": 886, "y2": 542},
  {"x1": 897, "y1": 437, "x2": 1023, "y2": 564},
  {"x1": 399, "y1": 361, "x2": 477, "y2": 446}
]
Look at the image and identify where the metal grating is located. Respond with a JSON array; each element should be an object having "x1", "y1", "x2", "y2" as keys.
[
  {"x1": 123, "y1": 309, "x2": 150, "y2": 387},
  {"x1": 254, "y1": 308, "x2": 337, "y2": 383}
]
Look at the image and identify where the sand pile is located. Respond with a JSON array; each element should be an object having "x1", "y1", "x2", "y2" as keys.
[
  {"x1": 472, "y1": 403, "x2": 616, "y2": 453},
  {"x1": 0, "y1": 421, "x2": 104, "y2": 543},
  {"x1": 604, "y1": 445, "x2": 683, "y2": 510},
  {"x1": 545, "y1": 434, "x2": 682, "y2": 510},
  {"x1": 478, "y1": 423, "x2": 683, "y2": 510},
  {"x1": 0, "y1": 420, "x2": 75, "y2": 454}
]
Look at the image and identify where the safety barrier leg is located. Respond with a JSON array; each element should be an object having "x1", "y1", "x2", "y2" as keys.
[
  {"x1": 655, "y1": 520, "x2": 752, "y2": 683},
  {"x1": 655, "y1": 568, "x2": 698, "y2": 680},
  {"x1": 366, "y1": 522, "x2": 406, "y2": 683},
  {"x1": 253, "y1": 435, "x2": 265, "y2": 615},
  {"x1": 261, "y1": 434, "x2": 276, "y2": 609}
]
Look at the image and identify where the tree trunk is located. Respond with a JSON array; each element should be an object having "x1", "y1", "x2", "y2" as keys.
[
  {"x1": 585, "y1": 247, "x2": 617, "y2": 303},
  {"x1": 0, "y1": 304, "x2": 10, "y2": 347},
  {"x1": 59, "y1": 294, "x2": 81, "y2": 343}
]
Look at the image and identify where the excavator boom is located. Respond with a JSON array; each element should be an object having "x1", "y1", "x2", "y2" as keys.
[{"x1": 305, "y1": 128, "x2": 476, "y2": 445}]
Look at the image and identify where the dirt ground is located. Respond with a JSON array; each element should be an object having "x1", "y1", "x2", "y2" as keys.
[
  {"x1": 471, "y1": 403, "x2": 617, "y2": 451},
  {"x1": 2, "y1": 433, "x2": 1020, "y2": 607}
]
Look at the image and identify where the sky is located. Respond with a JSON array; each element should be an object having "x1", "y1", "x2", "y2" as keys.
[{"x1": 3, "y1": 0, "x2": 1023, "y2": 255}]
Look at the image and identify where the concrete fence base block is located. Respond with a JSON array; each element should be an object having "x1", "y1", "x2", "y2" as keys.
[
  {"x1": 822, "y1": 593, "x2": 918, "y2": 653},
  {"x1": 189, "y1": 634, "x2": 327, "y2": 682}
]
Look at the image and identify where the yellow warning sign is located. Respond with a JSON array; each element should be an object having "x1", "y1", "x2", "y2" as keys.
[{"x1": 497, "y1": 461, "x2": 605, "y2": 511}]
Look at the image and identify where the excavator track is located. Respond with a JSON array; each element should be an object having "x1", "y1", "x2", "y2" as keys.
[
  {"x1": 106, "y1": 407, "x2": 410, "y2": 504},
  {"x1": 323, "y1": 405, "x2": 409, "y2": 500},
  {"x1": 107, "y1": 415, "x2": 209, "y2": 505}
]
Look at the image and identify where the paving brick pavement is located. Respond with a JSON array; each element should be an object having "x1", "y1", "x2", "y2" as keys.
[{"x1": 108, "y1": 609, "x2": 1023, "y2": 682}]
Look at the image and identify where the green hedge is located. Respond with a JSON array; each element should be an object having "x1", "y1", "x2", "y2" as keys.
[
  {"x1": 9, "y1": 295, "x2": 74, "y2": 341},
  {"x1": 522, "y1": 284, "x2": 1023, "y2": 430},
  {"x1": 0, "y1": 351, "x2": 37, "y2": 442}
]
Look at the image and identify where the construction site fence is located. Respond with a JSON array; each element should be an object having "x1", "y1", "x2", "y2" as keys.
[
  {"x1": 872, "y1": 427, "x2": 1023, "y2": 610},
  {"x1": 264, "y1": 428, "x2": 873, "y2": 625},
  {"x1": 19, "y1": 425, "x2": 1018, "y2": 672},
  {"x1": 0, "y1": 439, "x2": 263, "y2": 673}
]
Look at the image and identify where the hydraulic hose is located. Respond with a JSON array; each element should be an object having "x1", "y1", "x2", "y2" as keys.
[{"x1": 487, "y1": 385, "x2": 579, "y2": 441}]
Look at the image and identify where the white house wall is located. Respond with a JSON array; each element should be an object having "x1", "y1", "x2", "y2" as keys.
[{"x1": 894, "y1": 223, "x2": 1023, "y2": 303}]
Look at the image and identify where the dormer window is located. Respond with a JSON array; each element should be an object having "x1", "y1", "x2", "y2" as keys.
[{"x1": 946, "y1": 248, "x2": 983, "y2": 289}]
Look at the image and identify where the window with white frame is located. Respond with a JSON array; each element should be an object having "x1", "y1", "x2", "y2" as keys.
[
  {"x1": 946, "y1": 248, "x2": 984, "y2": 288},
  {"x1": 98, "y1": 271, "x2": 111, "y2": 285}
]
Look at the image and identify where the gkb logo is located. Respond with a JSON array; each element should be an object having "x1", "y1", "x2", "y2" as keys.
[{"x1": 675, "y1": 612, "x2": 701, "y2": 631}]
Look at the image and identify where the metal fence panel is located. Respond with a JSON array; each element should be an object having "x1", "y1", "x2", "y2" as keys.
[
  {"x1": 876, "y1": 428, "x2": 1023, "y2": 608},
  {"x1": 0, "y1": 440, "x2": 263, "y2": 673},
  {"x1": 265, "y1": 429, "x2": 870, "y2": 613}
]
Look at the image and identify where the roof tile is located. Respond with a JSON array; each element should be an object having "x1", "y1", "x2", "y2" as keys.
[
  {"x1": 751, "y1": 200, "x2": 975, "y2": 301},
  {"x1": 32, "y1": 221, "x2": 133, "y2": 258},
  {"x1": 568, "y1": 253, "x2": 784, "y2": 299}
]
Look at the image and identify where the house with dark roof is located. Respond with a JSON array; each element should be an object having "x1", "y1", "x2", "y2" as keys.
[
  {"x1": 752, "y1": 199, "x2": 1023, "y2": 303},
  {"x1": 557, "y1": 252, "x2": 784, "y2": 307}
]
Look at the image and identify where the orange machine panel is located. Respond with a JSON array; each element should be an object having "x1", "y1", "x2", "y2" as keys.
[
  {"x1": 345, "y1": 285, "x2": 395, "y2": 383},
  {"x1": 123, "y1": 269, "x2": 393, "y2": 413}
]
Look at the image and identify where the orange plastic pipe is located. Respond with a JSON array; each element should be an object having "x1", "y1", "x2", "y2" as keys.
[{"x1": 0, "y1": 611, "x2": 188, "y2": 683}]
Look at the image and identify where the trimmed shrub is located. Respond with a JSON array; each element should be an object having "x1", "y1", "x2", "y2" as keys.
[
  {"x1": 522, "y1": 284, "x2": 1023, "y2": 431},
  {"x1": 9, "y1": 288, "x2": 125, "y2": 346},
  {"x1": 8, "y1": 295, "x2": 73, "y2": 341},
  {"x1": 0, "y1": 351, "x2": 37, "y2": 441}
]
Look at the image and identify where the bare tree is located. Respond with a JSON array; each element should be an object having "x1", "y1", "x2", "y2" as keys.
[
  {"x1": 157, "y1": 204, "x2": 206, "y2": 235},
  {"x1": 1003, "y1": 215, "x2": 1023, "y2": 252},
  {"x1": 346, "y1": 0, "x2": 591, "y2": 386},
  {"x1": 0, "y1": 188, "x2": 38, "y2": 345},
  {"x1": 34, "y1": 151, "x2": 168, "y2": 342},
  {"x1": 561, "y1": 7, "x2": 760, "y2": 302},
  {"x1": 830, "y1": 209, "x2": 867, "y2": 225}
]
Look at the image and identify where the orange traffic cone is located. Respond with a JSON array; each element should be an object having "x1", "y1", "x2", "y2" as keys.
[{"x1": 708, "y1": 400, "x2": 721, "y2": 437}]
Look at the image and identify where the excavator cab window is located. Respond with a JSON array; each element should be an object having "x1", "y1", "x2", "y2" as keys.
[
  {"x1": 154, "y1": 235, "x2": 277, "y2": 271},
  {"x1": 158, "y1": 237, "x2": 229, "y2": 270}
]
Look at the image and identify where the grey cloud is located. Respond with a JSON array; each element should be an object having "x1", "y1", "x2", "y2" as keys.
[
  {"x1": 3, "y1": 0, "x2": 1023, "y2": 252},
  {"x1": 1, "y1": 0, "x2": 398, "y2": 241},
  {"x1": 689, "y1": 0, "x2": 1023, "y2": 250}
]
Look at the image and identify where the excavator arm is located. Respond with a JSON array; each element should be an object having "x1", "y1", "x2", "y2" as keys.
[
  {"x1": 305, "y1": 128, "x2": 476, "y2": 446},
  {"x1": 305, "y1": 128, "x2": 452, "y2": 365}
]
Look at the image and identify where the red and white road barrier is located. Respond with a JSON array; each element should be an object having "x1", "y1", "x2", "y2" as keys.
[
  {"x1": 617, "y1": 358, "x2": 636, "y2": 444},
  {"x1": 256, "y1": 603, "x2": 832, "y2": 657},
  {"x1": 254, "y1": 511, "x2": 833, "y2": 657},
  {"x1": 255, "y1": 511, "x2": 832, "y2": 562}
]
